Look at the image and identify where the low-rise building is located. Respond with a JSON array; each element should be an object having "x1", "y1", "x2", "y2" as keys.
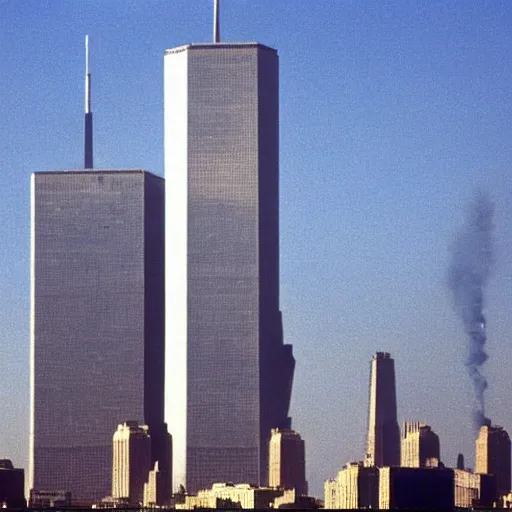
[
  {"x1": 501, "y1": 491, "x2": 512, "y2": 508},
  {"x1": 176, "y1": 482, "x2": 283, "y2": 509},
  {"x1": 454, "y1": 469, "x2": 479, "y2": 508},
  {"x1": 454, "y1": 469, "x2": 496, "y2": 508},
  {"x1": 29, "y1": 489, "x2": 72, "y2": 508},
  {"x1": 323, "y1": 479, "x2": 337, "y2": 509},
  {"x1": 337, "y1": 462, "x2": 378, "y2": 509},
  {"x1": 323, "y1": 462, "x2": 378, "y2": 509},
  {"x1": 144, "y1": 461, "x2": 171, "y2": 507},
  {"x1": 272, "y1": 489, "x2": 318, "y2": 509},
  {"x1": 379, "y1": 466, "x2": 454, "y2": 509},
  {"x1": 92, "y1": 496, "x2": 134, "y2": 509},
  {"x1": 0, "y1": 459, "x2": 25, "y2": 508}
]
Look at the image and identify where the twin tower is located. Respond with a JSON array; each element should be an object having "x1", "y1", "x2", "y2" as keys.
[{"x1": 30, "y1": 22, "x2": 294, "y2": 505}]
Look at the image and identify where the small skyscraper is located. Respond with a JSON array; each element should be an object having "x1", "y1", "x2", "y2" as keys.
[
  {"x1": 401, "y1": 422, "x2": 440, "y2": 468},
  {"x1": 164, "y1": 1, "x2": 294, "y2": 491},
  {"x1": 144, "y1": 461, "x2": 171, "y2": 507},
  {"x1": 30, "y1": 38, "x2": 168, "y2": 504},
  {"x1": 475, "y1": 424, "x2": 511, "y2": 497},
  {"x1": 365, "y1": 352, "x2": 400, "y2": 467},
  {"x1": 112, "y1": 422, "x2": 152, "y2": 505},
  {"x1": 268, "y1": 428, "x2": 307, "y2": 495},
  {"x1": 334, "y1": 462, "x2": 379, "y2": 509}
]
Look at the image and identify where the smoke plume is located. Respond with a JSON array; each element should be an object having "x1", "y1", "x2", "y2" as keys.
[{"x1": 447, "y1": 190, "x2": 494, "y2": 429}]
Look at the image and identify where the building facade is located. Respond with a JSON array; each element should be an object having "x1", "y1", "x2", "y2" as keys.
[
  {"x1": 324, "y1": 479, "x2": 337, "y2": 509},
  {"x1": 164, "y1": 42, "x2": 294, "y2": 492},
  {"x1": 475, "y1": 424, "x2": 511, "y2": 497},
  {"x1": 400, "y1": 422, "x2": 440, "y2": 468},
  {"x1": 272, "y1": 489, "x2": 317, "y2": 509},
  {"x1": 176, "y1": 482, "x2": 284, "y2": 510},
  {"x1": 365, "y1": 352, "x2": 400, "y2": 467},
  {"x1": 30, "y1": 170, "x2": 166, "y2": 503},
  {"x1": 454, "y1": 469, "x2": 496, "y2": 508},
  {"x1": 336, "y1": 462, "x2": 379, "y2": 509},
  {"x1": 29, "y1": 490, "x2": 72, "y2": 508},
  {"x1": 268, "y1": 428, "x2": 307, "y2": 495},
  {"x1": 501, "y1": 491, "x2": 512, "y2": 508},
  {"x1": 0, "y1": 459, "x2": 26, "y2": 508},
  {"x1": 379, "y1": 467, "x2": 454, "y2": 509},
  {"x1": 143, "y1": 461, "x2": 171, "y2": 507},
  {"x1": 112, "y1": 422, "x2": 152, "y2": 504}
]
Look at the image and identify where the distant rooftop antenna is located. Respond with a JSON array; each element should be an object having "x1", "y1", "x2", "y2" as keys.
[
  {"x1": 213, "y1": 0, "x2": 220, "y2": 43},
  {"x1": 84, "y1": 35, "x2": 93, "y2": 168}
]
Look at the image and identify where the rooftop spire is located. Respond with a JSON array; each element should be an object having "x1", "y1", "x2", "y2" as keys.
[
  {"x1": 213, "y1": 0, "x2": 220, "y2": 43},
  {"x1": 85, "y1": 35, "x2": 91, "y2": 114},
  {"x1": 84, "y1": 35, "x2": 93, "y2": 168}
]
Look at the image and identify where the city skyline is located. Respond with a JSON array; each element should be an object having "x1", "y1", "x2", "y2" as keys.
[{"x1": 2, "y1": 1, "x2": 512, "y2": 498}]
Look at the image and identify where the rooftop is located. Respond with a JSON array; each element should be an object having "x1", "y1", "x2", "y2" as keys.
[{"x1": 165, "y1": 42, "x2": 276, "y2": 55}]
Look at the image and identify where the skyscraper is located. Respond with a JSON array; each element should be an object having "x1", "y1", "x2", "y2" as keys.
[
  {"x1": 333, "y1": 462, "x2": 379, "y2": 509},
  {"x1": 268, "y1": 429, "x2": 307, "y2": 495},
  {"x1": 30, "y1": 37, "x2": 168, "y2": 503},
  {"x1": 164, "y1": 6, "x2": 295, "y2": 492},
  {"x1": 112, "y1": 422, "x2": 152, "y2": 505},
  {"x1": 400, "y1": 422, "x2": 440, "y2": 468},
  {"x1": 365, "y1": 352, "x2": 400, "y2": 467},
  {"x1": 475, "y1": 424, "x2": 511, "y2": 497},
  {"x1": 30, "y1": 170, "x2": 166, "y2": 503},
  {"x1": 144, "y1": 461, "x2": 171, "y2": 507}
]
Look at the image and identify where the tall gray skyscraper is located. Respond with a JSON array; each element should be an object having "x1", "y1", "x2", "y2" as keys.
[
  {"x1": 30, "y1": 170, "x2": 166, "y2": 503},
  {"x1": 164, "y1": 19, "x2": 295, "y2": 491},
  {"x1": 365, "y1": 352, "x2": 400, "y2": 467}
]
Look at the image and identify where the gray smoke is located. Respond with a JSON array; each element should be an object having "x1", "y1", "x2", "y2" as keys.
[{"x1": 447, "y1": 190, "x2": 494, "y2": 429}]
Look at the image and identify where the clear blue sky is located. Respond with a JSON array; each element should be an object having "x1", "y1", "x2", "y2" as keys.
[{"x1": 2, "y1": 0, "x2": 512, "y2": 498}]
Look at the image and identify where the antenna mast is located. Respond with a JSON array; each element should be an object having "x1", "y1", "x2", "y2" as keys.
[
  {"x1": 84, "y1": 35, "x2": 93, "y2": 168},
  {"x1": 213, "y1": 0, "x2": 220, "y2": 43}
]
